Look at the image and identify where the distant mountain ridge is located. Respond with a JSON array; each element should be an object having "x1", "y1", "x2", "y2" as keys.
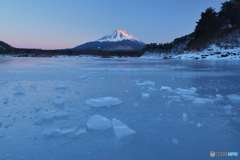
[
  {"x1": 0, "y1": 41, "x2": 14, "y2": 51},
  {"x1": 74, "y1": 29, "x2": 145, "y2": 51}
]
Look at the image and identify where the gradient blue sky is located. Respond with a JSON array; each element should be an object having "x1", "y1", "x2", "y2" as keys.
[{"x1": 0, "y1": 0, "x2": 224, "y2": 49}]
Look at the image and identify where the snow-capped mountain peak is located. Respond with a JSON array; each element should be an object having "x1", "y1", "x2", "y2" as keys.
[{"x1": 98, "y1": 29, "x2": 138, "y2": 42}]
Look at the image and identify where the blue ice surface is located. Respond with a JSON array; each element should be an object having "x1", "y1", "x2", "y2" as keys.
[{"x1": 0, "y1": 56, "x2": 239, "y2": 160}]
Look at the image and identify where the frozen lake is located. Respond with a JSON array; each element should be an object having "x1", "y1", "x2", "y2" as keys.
[{"x1": 0, "y1": 56, "x2": 239, "y2": 160}]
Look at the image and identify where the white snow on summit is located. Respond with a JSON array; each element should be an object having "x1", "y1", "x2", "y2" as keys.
[{"x1": 98, "y1": 29, "x2": 138, "y2": 42}]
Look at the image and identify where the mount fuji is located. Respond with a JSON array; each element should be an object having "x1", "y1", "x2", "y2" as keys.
[{"x1": 74, "y1": 29, "x2": 145, "y2": 51}]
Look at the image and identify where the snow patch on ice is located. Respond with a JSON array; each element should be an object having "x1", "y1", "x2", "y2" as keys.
[
  {"x1": 112, "y1": 118, "x2": 136, "y2": 139},
  {"x1": 86, "y1": 97, "x2": 122, "y2": 108},
  {"x1": 86, "y1": 115, "x2": 112, "y2": 130}
]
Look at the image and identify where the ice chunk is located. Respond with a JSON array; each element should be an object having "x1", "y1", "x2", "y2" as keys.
[
  {"x1": 182, "y1": 112, "x2": 188, "y2": 122},
  {"x1": 86, "y1": 97, "x2": 122, "y2": 108},
  {"x1": 55, "y1": 84, "x2": 67, "y2": 90},
  {"x1": 43, "y1": 127, "x2": 77, "y2": 138},
  {"x1": 136, "y1": 80, "x2": 155, "y2": 86},
  {"x1": 227, "y1": 94, "x2": 240, "y2": 103},
  {"x1": 196, "y1": 122, "x2": 203, "y2": 128},
  {"x1": 53, "y1": 96, "x2": 65, "y2": 107},
  {"x1": 13, "y1": 89, "x2": 25, "y2": 96},
  {"x1": 86, "y1": 115, "x2": 112, "y2": 130},
  {"x1": 192, "y1": 97, "x2": 213, "y2": 104},
  {"x1": 215, "y1": 94, "x2": 224, "y2": 101},
  {"x1": 74, "y1": 128, "x2": 87, "y2": 136},
  {"x1": 112, "y1": 118, "x2": 136, "y2": 139},
  {"x1": 171, "y1": 138, "x2": 179, "y2": 145},
  {"x1": 181, "y1": 95, "x2": 196, "y2": 101},
  {"x1": 141, "y1": 92, "x2": 150, "y2": 98},
  {"x1": 34, "y1": 112, "x2": 69, "y2": 125},
  {"x1": 175, "y1": 87, "x2": 197, "y2": 95},
  {"x1": 160, "y1": 86, "x2": 173, "y2": 92}
]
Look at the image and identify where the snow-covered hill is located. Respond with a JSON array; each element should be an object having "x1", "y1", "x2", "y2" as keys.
[
  {"x1": 144, "y1": 45, "x2": 240, "y2": 60},
  {"x1": 74, "y1": 29, "x2": 145, "y2": 51}
]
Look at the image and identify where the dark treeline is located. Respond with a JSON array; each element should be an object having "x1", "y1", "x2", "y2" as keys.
[
  {"x1": 145, "y1": 0, "x2": 240, "y2": 52},
  {"x1": 0, "y1": 47, "x2": 143, "y2": 57}
]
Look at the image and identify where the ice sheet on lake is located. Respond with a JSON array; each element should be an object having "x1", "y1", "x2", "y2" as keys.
[
  {"x1": 112, "y1": 118, "x2": 136, "y2": 139},
  {"x1": 86, "y1": 97, "x2": 122, "y2": 108},
  {"x1": 227, "y1": 94, "x2": 240, "y2": 103},
  {"x1": 224, "y1": 105, "x2": 233, "y2": 115},
  {"x1": 86, "y1": 115, "x2": 112, "y2": 130}
]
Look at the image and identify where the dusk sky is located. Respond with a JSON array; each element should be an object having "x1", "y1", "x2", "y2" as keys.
[{"x1": 0, "y1": 0, "x2": 224, "y2": 49}]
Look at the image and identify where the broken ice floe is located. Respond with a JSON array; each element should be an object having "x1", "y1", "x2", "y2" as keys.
[
  {"x1": 52, "y1": 96, "x2": 65, "y2": 107},
  {"x1": 136, "y1": 80, "x2": 155, "y2": 87},
  {"x1": 160, "y1": 86, "x2": 216, "y2": 104},
  {"x1": 182, "y1": 112, "x2": 188, "y2": 122},
  {"x1": 86, "y1": 97, "x2": 122, "y2": 108},
  {"x1": 43, "y1": 127, "x2": 86, "y2": 138},
  {"x1": 55, "y1": 84, "x2": 68, "y2": 91},
  {"x1": 160, "y1": 86, "x2": 197, "y2": 96},
  {"x1": 141, "y1": 92, "x2": 150, "y2": 99},
  {"x1": 112, "y1": 118, "x2": 136, "y2": 139},
  {"x1": 86, "y1": 114, "x2": 112, "y2": 130},
  {"x1": 192, "y1": 97, "x2": 214, "y2": 104},
  {"x1": 175, "y1": 87, "x2": 197, "y2": 95},
  {"x1": 86, "y1": 115, "x2": 136, "y2": 139},
  {"x1": 160, "y1": 86, "x2": 173, "y2": 92},
  {"x1": 34, "y1": 112, "x2": 69, "y2": 125},
  {"x1": 171, "y1": 138, "x2": 179, "y2": 145},
  {"x1": 215, "y1": 94, "x2": 224, "y2": 101},
  {"x1": 196, "y1": 122, "x2": 203, "y2": 128}
]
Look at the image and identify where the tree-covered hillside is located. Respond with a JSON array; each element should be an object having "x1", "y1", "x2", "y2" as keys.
[{"x1": 145, "y1": 0, "x2": 240, "y2": 52}]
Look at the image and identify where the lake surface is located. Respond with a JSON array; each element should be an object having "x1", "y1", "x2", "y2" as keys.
[{"x1": 0, "y1": 56, "x2": 239, "y2": 160}]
